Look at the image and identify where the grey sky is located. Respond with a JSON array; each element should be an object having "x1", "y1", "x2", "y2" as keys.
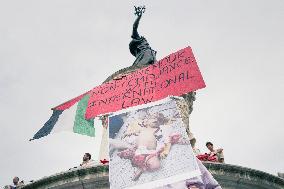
[{"x1": 0, "y1": 0, "x2": 283, "y2": 187}]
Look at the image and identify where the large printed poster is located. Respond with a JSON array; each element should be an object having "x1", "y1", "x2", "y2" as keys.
[{"x1": 108, "y1": 98, "x2": 201, "y2": 189}]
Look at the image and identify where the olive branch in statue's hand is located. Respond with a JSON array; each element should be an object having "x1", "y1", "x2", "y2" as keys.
[{"x1": 134, "y1": 6, "x2": 146, "y2": 17}]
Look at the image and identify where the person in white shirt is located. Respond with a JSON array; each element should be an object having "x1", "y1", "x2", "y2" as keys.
[
  {"x1": 80, "y1": 153, "x2": 98, "y2": 167},
  {"x1": 206, "y1": 142, "x2": 224, "y2": 163}
]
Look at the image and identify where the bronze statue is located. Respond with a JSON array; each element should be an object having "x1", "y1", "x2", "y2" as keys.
[{"x1": 129, "y1": 6, "x2": 157, "y2": 66}]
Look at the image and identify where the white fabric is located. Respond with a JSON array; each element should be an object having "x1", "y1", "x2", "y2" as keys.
[{"x1": 51, "y1": 104, "x2": 77, "y2": 133}]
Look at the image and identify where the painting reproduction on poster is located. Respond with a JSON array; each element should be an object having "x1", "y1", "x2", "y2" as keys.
[{"x1": 108, "y1": 97, "x2": 201, "y2": 189}]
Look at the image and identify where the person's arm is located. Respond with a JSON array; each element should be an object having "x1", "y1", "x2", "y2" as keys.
[
  {"x1": 160, "y1": 143, "x2": 172, "y2": 159},
  {"x1": 216, "y1": 148, "x2": 223, "y2": 153}
]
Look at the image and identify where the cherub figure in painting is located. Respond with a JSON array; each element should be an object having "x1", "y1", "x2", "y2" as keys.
[{"x1": 117, "y1": 112, "x2": 187, "y2": 180}]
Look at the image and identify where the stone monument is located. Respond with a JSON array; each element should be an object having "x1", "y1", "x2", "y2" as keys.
[
  {"x1": 22, "y1": 6, "x2": 284, "y2": 189},
  {"x1": 99, "y1": 6, "x2": 196, "y2": 161}
]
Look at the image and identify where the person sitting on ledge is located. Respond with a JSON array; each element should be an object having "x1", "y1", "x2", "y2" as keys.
[
  {"x1": 6, "y1": 177, "x2": 25, "y2": 189},
  {"x1": 80, "y1": 153, "x2": 98, "y2": 167},
  {"x1": 196, "y1": 142, "x2": 224, "y2": 163},
  {"x1": 206, "y1": 142, "x2": 224, "y2": 163}
]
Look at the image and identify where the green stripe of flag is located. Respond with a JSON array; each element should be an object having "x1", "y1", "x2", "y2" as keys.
[{"x1": 73, "y1": 94, "x2": 95, "y2": 137}]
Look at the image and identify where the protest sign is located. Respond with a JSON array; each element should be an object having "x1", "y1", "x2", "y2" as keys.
[{"x1": 85, "y1": 47, "x2": 205, "y2": 119}]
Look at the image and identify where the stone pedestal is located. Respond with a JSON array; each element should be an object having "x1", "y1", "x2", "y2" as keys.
[
  {"x1": 22, "y1": 166, "x2": 109, "y2": 189},
  {"x1": 22, "y1": 163, "x2": 284, "y2": 189}
]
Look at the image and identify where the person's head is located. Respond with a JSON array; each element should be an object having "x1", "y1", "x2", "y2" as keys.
[
  {"x1": 206, "y1": 142, "x2": 214, "y2": 151},
  {"x1": 83, "y1": 153, "x2": 91, "y2": 161},
  {"x1": 13, "y1": 177, "x2": 19, "y2": 185},
  {"x1": 156, "y1": 113, "x2": 170, "y2": 125},
  {"x1": 143, "y1": 115, "x2": 159, "y2": 128}
]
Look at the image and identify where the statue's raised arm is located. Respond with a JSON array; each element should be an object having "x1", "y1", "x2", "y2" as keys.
[
  {"x1": 129, "y1": 6, "x2": 157, "y2": 66},
  {"x1": 131, "y1": 6, "x2": 144, "y2": 39}
]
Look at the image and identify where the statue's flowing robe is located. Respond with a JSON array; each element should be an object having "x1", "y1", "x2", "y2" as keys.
[{"x1": 129, "y1": 36, "x2": 157, "y2": 66}]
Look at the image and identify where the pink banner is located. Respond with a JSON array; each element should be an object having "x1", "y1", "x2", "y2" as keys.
[{"x1": 85, "y1": 47, "x2": 206, "y2": 119}]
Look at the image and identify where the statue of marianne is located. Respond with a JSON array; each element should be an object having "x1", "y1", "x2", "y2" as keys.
[{"x1": 129, "y1": 6, "x2": 157, "y2": 66}]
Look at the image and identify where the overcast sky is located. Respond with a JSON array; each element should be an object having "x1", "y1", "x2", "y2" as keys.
[{"x1": 0, "y1": 0, "x2": 283, "y2": 187}]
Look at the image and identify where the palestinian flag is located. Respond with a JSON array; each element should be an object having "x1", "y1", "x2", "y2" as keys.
[{"x1": 30, "y1": 91, "x2": 95, "y2": 140}]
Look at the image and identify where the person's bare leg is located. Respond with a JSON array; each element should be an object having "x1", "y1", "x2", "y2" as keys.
[{"x1": 109, "y1": 138, "x2": 134, "y2": 156}]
